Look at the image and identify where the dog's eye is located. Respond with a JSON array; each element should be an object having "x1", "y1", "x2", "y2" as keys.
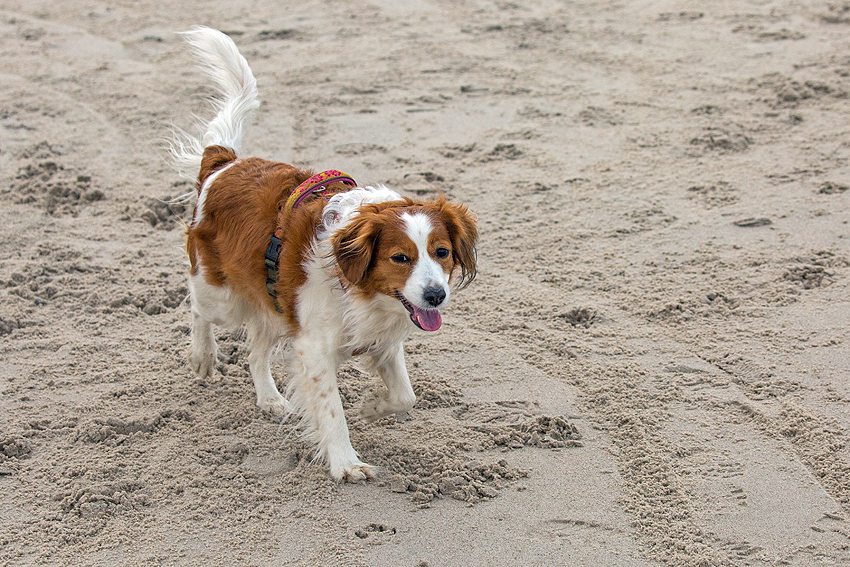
[
  {"x1": 391, "y1": 254, "x2": 411, "y2": 264},
  {"x1": 435, "y1": 247, "x2": 450, "y2": 259}
]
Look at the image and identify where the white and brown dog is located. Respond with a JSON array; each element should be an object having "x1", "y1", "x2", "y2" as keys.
[{"x1": 169, "y1": 27, "x2": 477, "y2": 482}]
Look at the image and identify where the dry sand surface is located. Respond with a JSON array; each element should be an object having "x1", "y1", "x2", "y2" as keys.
[{"x1": 2, "y1": 0, "x2": 850, "y2": 565}]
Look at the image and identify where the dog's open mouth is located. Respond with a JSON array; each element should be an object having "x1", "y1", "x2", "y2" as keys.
[{"x1": 396, "y1": 292, "x2": 442, "y2": 331}]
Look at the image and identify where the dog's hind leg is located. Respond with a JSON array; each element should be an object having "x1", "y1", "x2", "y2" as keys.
[
  {"x1": 246, "y1": 319, "x2": 292, "y2": 416},
  {"x1": 189, "y1": 310, "x2": 217, "y2": 379},
  {"x1": 187, "y1": 272, "x2": 220, "y2": 380}
]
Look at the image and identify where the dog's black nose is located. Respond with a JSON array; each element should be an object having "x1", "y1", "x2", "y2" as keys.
[{"x1": 423, "y1": 286, "x2": 446, "y2": 307}]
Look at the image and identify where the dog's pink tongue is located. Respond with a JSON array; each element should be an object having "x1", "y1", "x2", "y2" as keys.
[{"x1": 414, "y1": 307, "x2": 442, "y2": 331}]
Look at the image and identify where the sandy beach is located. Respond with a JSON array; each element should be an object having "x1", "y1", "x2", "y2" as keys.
[{"x1": 1, "y1": 0, "x2": 849, "y2": 565}]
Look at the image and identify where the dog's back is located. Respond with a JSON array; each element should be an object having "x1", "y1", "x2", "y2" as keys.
[{"x1": 186, "y1": 152, "x2": 310, "y2": 306}]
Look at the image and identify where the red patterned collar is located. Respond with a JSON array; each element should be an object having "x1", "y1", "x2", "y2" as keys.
[{"x1": 283, "y1": 170, "x2": 356, "y2": 214}]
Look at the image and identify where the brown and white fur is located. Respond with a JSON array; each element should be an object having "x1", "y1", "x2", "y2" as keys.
[{"x1": 169, "y1": 27, "x2": 477, "y2": 482}]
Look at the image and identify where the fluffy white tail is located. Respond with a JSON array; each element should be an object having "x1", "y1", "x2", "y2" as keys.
[{"x1": 168, "y1": 26, "x2": 260, "y2": 181}]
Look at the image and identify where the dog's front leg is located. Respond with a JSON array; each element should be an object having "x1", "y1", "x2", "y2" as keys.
[
  {"x1": 289, "y1": 338, "x2": 375, "y2": 482},
  {"x1": 361, "y1": 342, "x2": 416, "y2": 423}
]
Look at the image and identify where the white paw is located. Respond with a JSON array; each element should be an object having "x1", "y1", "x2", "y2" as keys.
[
  {"x1": 329, "y1": 460, "x2": 377, "y2": 483},
  {"x1": 257, "y1": 394, "x2": 293, "y2": 417},
  {"x1": 360, "y1": 390, "x2": 414, "y2": 423},
  {"x1": 188, "y1": 349, "x2": 217, "y2": 379}
]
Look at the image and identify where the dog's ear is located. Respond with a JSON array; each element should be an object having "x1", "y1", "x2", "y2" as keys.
[
  {"x1": 437, "y1": 199, "x2": 478, "y2": 289},
  {"x1": 331, "y1": 211, "x2": 383, "y2": 286}
]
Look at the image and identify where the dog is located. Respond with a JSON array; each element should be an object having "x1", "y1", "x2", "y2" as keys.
[{"x1": 168, "y1": 27, "x2": 478, "y2": 482}]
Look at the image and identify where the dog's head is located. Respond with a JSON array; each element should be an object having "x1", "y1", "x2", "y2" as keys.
[{"x1": 331, "y1": 197, "x2": 478, "y2": 331}]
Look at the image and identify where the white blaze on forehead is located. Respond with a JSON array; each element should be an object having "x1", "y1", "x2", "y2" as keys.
[
  {"x1": 401, "y1": 211, "x2": 433, "y2": 252},
  {"x1": 401, "y1": 212, "x2": 450, "y2": 308}
]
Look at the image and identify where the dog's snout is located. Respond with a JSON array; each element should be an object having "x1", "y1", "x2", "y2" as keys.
[{"x1": 423, "y1": 286, "x2": 446, "y2": 307}]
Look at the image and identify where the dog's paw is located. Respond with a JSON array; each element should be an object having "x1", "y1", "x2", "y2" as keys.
[
  {"x1": 330, "y1": 460, "x2": 377, "y2": 483},
  {"x1": 360, "y1": 390, "x2": 414, "y2": 423},
  {"x1": 257, "y1": 394, "x2": 294, "y2": 417},
  {"x1": 188, "y1": 349, "x2": 217, "y2": 380},
  {"x1": 360, "y1": 391, "x2": 388, "y2": 423}
]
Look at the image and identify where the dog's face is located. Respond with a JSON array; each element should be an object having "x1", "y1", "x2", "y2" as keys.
[{"x1": 332, "y1": 198, "x2": 477, "y2": 331}]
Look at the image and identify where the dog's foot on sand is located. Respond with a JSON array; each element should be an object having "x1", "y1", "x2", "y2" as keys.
[
  {"x1": 189, "y1": 349, "x2": 217, "y2": 380},
  {"x1": 360, "y1": 390, "x2": 415, "y2": 423},
  {"x1": 257, "y1": 394, "x2": 294, "y2": 416},
  {"x1": 330, "y1": 460, "x2": 376, "y2": 483}
]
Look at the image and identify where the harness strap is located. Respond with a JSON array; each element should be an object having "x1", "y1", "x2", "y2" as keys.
[
  {"x1": 265, "y1": 171, "x2": 357, "y2": 314},
  {"x1": 264, "y1": 227, "x2": 285, "y2": 313}
]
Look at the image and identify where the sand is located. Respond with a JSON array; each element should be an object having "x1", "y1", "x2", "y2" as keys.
[{"x1": 1, "y1": 0, "x2": 850, "y2": 565}]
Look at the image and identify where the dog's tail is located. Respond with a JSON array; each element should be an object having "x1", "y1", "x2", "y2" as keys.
[{"x1": 168, "y1": 26, "x2": 260, "y2": 182}]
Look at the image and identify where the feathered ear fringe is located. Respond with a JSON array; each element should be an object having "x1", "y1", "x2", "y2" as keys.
[
  {"x1": 330, "y1": 212, "x2": 385, "y2": 286},
  {"x1": 436, "y1": 197, "x2": 479, "y2": 289}
]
